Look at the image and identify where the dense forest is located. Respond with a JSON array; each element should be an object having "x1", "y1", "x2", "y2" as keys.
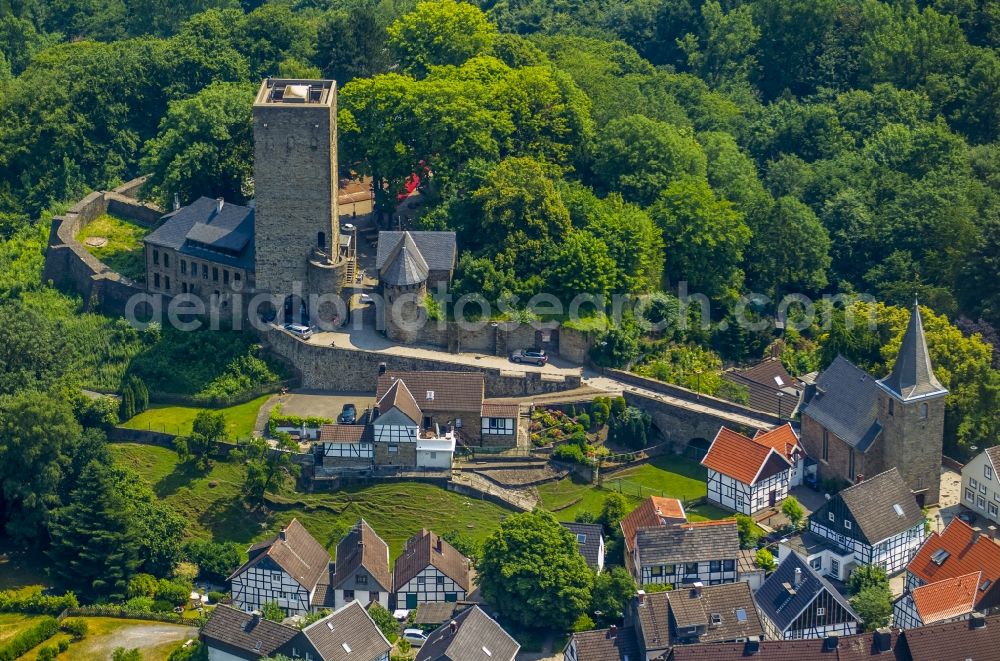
[{"x1": 1, "y1": 0, "x2": 1000, "y2": 602}]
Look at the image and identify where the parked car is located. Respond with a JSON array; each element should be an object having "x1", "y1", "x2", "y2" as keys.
[
  {"x1": 402, "y1": 629, "x2": 428, "y2": 647},
  {"x1": 510, "y1": 348, "x2": 548, "y2": 365},
  {"x1": 358, "y1": 293, "x2": 375, "y2": 305},
  {"x1": 338, "y1": 403, "x2": 357, "y2": 425},
  {"x1": 283, "y1": 323, "x2": 313, "y2": 340}
]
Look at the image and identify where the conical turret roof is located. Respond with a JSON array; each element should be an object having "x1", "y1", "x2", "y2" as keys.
[
  {"x1": 877, "y1": 301, "x2": 947, "y2": 401},
  {"x1": 380, "y1": 231, "x2": 429, "y2": 287}
]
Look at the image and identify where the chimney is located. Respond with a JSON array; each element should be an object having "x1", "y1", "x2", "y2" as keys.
[
  {"x1": 436, "y1": 536, "x2": 443, "y2": 553},
  {"x1": 278, "y1": 528, "x2": 286, "y2": 542},
  {"x1": 378, "y1": 362, "x2": 387, "y2": 375},
  {"x1": 824, "y1": 636, "x2": 839, "y2": 651},
  {"x1": 972, "y1": 527, "x2": 984, "y2": 545},
  {"x1": 989, "y1": 525, "x2": 998, "y2": 540},
  {"x1": 744, "y1": 638, "x2": 760, "y2": 656},
  {"x1": 874, "y1": 627, "x2": 892, "y2": 653},
  {"x1": 855, "y1": 473, "x2": 865, "y2": 483},
  {"x1": 216, "y1": 198, "x2": 225, "y2": 213},
  {"x1": 970, "y1": 613, "x2": 986, "y2": 630},
  {"x1": 609, "y1": 625, "x2": 618, "y2": 639},
  {"x1": 249, "y1": 612, "x2": 261, "y2": 629},
  {"x1": 173, "y1": 193, "x2": 180, "y2": 211},
  {"x1": 692, "y1": 581, "x2": 703, "y2": 598},
  {"x1": 794, "y1": 567, "x2": 803, "y2": 588},
  {"x1": 448, "y1": 620, "x2": 458, "y2": 635},
  {"x1": 637, "y1": 590, "x2": 646, "y2": 606}
]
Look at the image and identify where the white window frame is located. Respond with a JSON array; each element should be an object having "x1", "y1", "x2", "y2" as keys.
[
  {"x1": 828, "y1": 512, "x2": 836, "y2": 522},
  {"x1": 844, "y1": 520, "x2": 852, "y2": 530},
  {"x1": 967, "y1": 489, "x2": 976, "y2": 504},
  {"x1": 986, "y1": 465, "x2": 994, "y2": 481},
  {"x1": 971, "y1": 478, "x2": 979, "y2": 490}
]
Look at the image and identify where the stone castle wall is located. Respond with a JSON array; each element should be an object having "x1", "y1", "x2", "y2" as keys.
[
  {"x1": 43, "y1": 178, "x2": 162, "y2": 317},
  {"x1": 263, "y1": 325, "x2": 581, "y2": 397}
]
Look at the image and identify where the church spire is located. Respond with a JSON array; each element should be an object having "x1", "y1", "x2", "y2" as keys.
[{"x1": 877, "y1": 301, "x2": 947, "y2": 401}]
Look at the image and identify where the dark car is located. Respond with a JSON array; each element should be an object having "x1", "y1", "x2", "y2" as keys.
[
  {"x1": 510, "y1": 348, "x2": 548, "y2": 366},
  {"x1": 337, "y1": 403, "x2": 357, "y2": 424}
]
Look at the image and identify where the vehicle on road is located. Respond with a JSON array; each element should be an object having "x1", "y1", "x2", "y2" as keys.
[
  {"x1": 358, "y1": 293, "x2": 375, "y2": 305},
  {"x1": 510, "y1": 348, "x2": 548, "y2": 365},
  {"x1": 283, "y1": 323, "x2": 313, "y2": 340},
  {"x1": 402, "y1": 629, "x2": 428, "y2": 647},
  {"x1": 338, "y1": 403, "x2": 357, "y2": 425}
]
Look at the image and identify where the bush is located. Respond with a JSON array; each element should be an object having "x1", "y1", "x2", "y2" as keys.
[
  {"x1": 151, "y1": 599, "x2": 175, "y2": 613},
  {"x1": 591, "y1": 398, "x2": 611, "y2": 426},
  {"x1": 207, "y1": 591, "x2": 228, "y2": 604},
  {"x1": 61, "y1": 618, "x2": 89, "y2": 640},
  {"x1": 576, "y1": 412, "x2": 591, "y2": 429},
  {"x1": 0, "y1": 616, "x2": 59, "y2": 661},
  {"x1": 571, "y1": 613, "x2": 595, "y2": 632},
  {"x1": 36, "y1": 646, "x2": 57, "y2": 661},
  {"x1": 552, "y1": 444, "x2": 585, "y2": 463},
  {"x1": 569, "y1": 431, "x2": 588, "y2": 447},
  {"x1": 57, "y1": 639, "x2": 70, "y2": 653},
  {"x1": 182, "y1": 540, "x2": 245, "y2": 584},
  {"x1": 0, "y1": 588, "x2": 78, "y2": 615},
  {"x1": 125, "y1": 597, "x2": 155, "y2": 611},
  {"x1": 156, "y1": 579, "x2": 192, "y2": 606},
  {"x1": 128, "y1": 573, "x2": 158, "y2": 599}
]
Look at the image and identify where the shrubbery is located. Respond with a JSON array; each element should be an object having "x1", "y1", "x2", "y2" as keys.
[
  {"x1": 61, "y1": 618, "x2": 89, "y2": 640},
  {"x1": 552, "y1": 443, "x2": 586, "y2": 463},
  {"x1": 0, "y1": 589, "x2": 78, "y2": 615},
  {"x1": 0, "y1": 616, "x2": 59, "y2": 661}
]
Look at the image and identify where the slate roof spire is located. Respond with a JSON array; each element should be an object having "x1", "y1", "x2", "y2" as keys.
[
  {"x1": 877, "y1": 300, "x2": 947, "y2": 401},
  {"x1": 381, "y1": 231, "x2": 429, "y2": 287}
]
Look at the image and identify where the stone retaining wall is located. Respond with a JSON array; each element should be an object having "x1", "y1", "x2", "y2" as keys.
[
  {"x1": 43, "y1": 178, "x2": 162, "y2": 317},
  {"x1": 263, "y1": 325, "x2": 581, "y2": 397}
]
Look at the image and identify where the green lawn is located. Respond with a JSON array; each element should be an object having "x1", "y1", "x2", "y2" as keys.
[
  {"x1": 0, "y1": 613, "x2": 47, "y2": 647},
  {"x1": 119, "y1": 395, "x2": 271, "y2": 439},
  {"x1": 75, "y1": 213, "x2": 150, "y2": 281},
  {"x1": 110, "y1": 444, "x2": 511, "y2": 560},
  {"x1": 15, "y1": 617, "x2": 196, "y2": 661}
]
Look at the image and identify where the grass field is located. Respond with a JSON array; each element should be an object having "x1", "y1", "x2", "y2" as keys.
[
  {"x1": 75, "y1": 213, "x2": 150, "y2": 281},
  {"x1": 0, "y1": 613, "x2": 47, "y2": 647},
  {"x1": 111, "y1": 444, "x2": 511, "y2": 559},
  {"x1": 15, "y1": 617, "x2": 196, "y2": 661},
  {"x1": 119, "y1": 395, "x2": 271, "y2": 439}
]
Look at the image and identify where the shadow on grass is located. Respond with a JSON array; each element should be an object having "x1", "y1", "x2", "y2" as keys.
[
  {"x1": 154, "y1": 460, "x2": 213, "y2": 498},
  {"x1": 197, "y1": 495, "x2": 271, "y2": 545}
]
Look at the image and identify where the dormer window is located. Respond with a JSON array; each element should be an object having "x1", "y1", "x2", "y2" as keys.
[
  {"x1": 426, "y1": 390, "x2": 435, "y2": 401},
  {"x1": 828, "y1": 512, "x2": 835, "y2": 523},
  {"x1": 844, "y1": 520, "x2": 852, "y2": 530},
  {"x1": 920, "y1": 403, "x2": 928, "y2": 419}
]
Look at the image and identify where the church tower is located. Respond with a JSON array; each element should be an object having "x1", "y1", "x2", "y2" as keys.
[
  {"x1": 252, "y1": 79, "x2": 345, "y2": 322},
  {"x1": 876, "y1": 302, "x2": 948, "y2": 506}
]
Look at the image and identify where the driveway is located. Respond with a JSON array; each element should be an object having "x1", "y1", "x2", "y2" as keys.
[{"x1": 278, "y1": 390, "x2": 376, "y2": 420}]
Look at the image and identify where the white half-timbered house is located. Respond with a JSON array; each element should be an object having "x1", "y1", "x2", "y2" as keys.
[
  {"x1": 318, "y1": 424, "x2": 373, "y2": 464},
  {"x1": 702, "y1": 427, "x2": 793, "y2": 515},
  {"x1": 228, "y1": 519, "x2": 332, "y2": 617},
  {"x1": 330, "y1": 519, "x2": 393, "y2": 611},
  {"x1": 754, "y1": 423, "x2": 811, "y2": 487},
  {"x1": 807, "y1": 469, "x2": 926, "y2": 579},
  {"x1": 631, "y1": 520, "x2": 740, "y2": 588},
  {"x1": 393, "y1": 529, "x2": 473, "y2": 610},
  {"x1": 756, "y1": 553, "x2": 860, "y2": 640},
  {"x1": 893, "y1": 571, "x2": 981, "y2": 630}
]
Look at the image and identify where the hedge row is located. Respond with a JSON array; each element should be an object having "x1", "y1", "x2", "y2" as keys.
[
  {"x1": 0, "y1": 616, "x2": 59, "y2": 661},
  {"x1": 0, "y1": 590, "x2": 78, "y2": 615}
]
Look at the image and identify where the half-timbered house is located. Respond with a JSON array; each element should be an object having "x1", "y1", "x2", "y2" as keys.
[
  {"x1": 893, "y1": 571, "x2": 981, "y2": 630},
  {"x1": 753, "y1": 423, "x2": 811, "y2": 487},
  {"x1": 620, "y1": 496, "x2": 687, "y2": 579},
  {"x1": 330, "y1": 520, "x2": 392, "y2": 610},
  {"x1": 631, "y1": 520, "x2": 740, "y2": 587},
  {"x1": 756, "y1": 553, "x2": 860, "y2": 640},
  {"x1": 393, "y1": 529, "x2": 473, "y2": 609},
  {"x1": 807, "y1": 468, "x2": 926, "y2": 579},
  {"x1": 229, "y1": 519, "x2": 332, "y2": 617},
  {"x1": 702, "y1": 427, "x2": 792, "y2": 515}
]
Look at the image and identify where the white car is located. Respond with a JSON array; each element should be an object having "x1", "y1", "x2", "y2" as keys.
[
  {"x1": 402, "y1": 629, "x2": 428, "y2": 647},
  {"x1": 283, "y1": 323, "x2": 313, "y2": 340},
  {"x1": 358, "y1": 293, "x2": 375, "y2": 305}
]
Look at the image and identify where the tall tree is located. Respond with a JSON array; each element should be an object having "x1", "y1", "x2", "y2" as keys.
[
  {"x1": 749, "y1": 196, "x2": 831, "y2": 295},
  {"x1": 387, "y1": 0, "x2": 498, "y2": 77}
]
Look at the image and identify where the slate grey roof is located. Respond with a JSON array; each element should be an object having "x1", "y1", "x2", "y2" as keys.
[
  {"x1": 379, "y1": 231, "x2": 429, "y2": 286},
  {"x1": 635, "y1": 521, "x2": 740, "y2": 567},
  {"x1": 145, "y1": 197, "x2": 255, "y2": 270},
  {"x1": 802, "y1": 355, "x2": 882, "y2": 452},
  {"x1": 722, "y1": 358, "x2": 803, "y2": 417},
  {"x1": 667, "y1": 582, "x2": 766, "y2": 645},
  {"x1": 820, "y1": 468, "x2": 924, "y2": 545},
  {"x1": 415, "y1": 605, "x2": 520, "y2": 661},
  {"x1": 301, "y1": 601, "x2": 392, "y2": 661},
  {"x1": 877, "y1": 302, "x2": 947, "y2": 402},
  {"x1": 566, "y1": 627, "x2": 640, "y2": 661},
  {"x1": 376, "y1": 231, "x2": 456, "y2": 273},
  {"x1": 756, "y1": 553, "x2": 858, "y2": 634},
  {"x1": 201, "y1": 605, "x2": 298, "y2": 658},
  {"x1": 561, "y1": 522, "x2": 603, "y2": 570}
]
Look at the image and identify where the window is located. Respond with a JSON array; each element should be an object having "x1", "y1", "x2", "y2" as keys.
[
  {"x1": 343, "y1": 590, "x2": 354, "y2": 601},
  {"x1": 369, "y1": 591, "x2": 379, "y2": 602},
  {"x1": 888, "y1": 399, "x2": 894, "y2": 416},
  {"x1": 163, "y1": 253, "x2": 169, "y2": 268},
  {"x1": 967, "y1": 488, "x2": 976, "y2": 504},
  {"x1": 417, "y1": 576, "x2": 426, "y2": 585},
  {"x1": 822, "y1": 429, "x2": 829, "y2": 461},
  {"x1": 212, "y1": 267, "x2": 218, "y2": 281},
  {"x1": 224, "y1": 270, "x2": 230, "y2": 285},
  {"x1": 810, "y1": 558, "x2": 822, "y2": 571},
  {"x1": 664, "y1": 564, "x2": 675, "y2": 574},
  {"x1": 685, "y1": 562, "x2": 698, "y2": 575},
  {"x1": 154, "y1": 273, "x2": 160, "y2": 288},
  {"x1": 164, "y1": 276, "x2": 170, "y2": 291},
  {"x1": 153, "y1": 249, "x2": 159, "y2": 265},
  {"x1": 989, "y1": 502, "x2": 998, "y2": 518},
  {"x1": 987, "y1": 465, "x2": 994, "y2": 481},
  {"x1": 576, "y1": 534, "x2": 587, "y2": 544},
  {"x1": 736, "y1": 494, "x2": 745, "y2": 509},
  {"x1": 235, "y1": 272, "x2": 241, "y2": 282},
  {"x1": 318, "y1": 232, "x2": 326, "y2": 248},
  {"x1": 816, "y1": 607, "x2": 826, "y2": 617},
  {"x1": 202, "y1": 263, "x2": 208, "y2": 279},
  {"x1": 981, "y1": 483, "x2": 988, "y2": 495},
  {"x1": 182, "y1": 282, "x2": 188, "y2": 294},
  {"x1": 429, "y1": 451, "x2": 437, "y2": 459},
  {"x1": 831, "y1": 559, "x2": 840, "y2": 576},
  {"x1": 181, "y1": 260, "x2": 186, "y2": 274},
  {"x1": 828, "y1": 512, "x2": 836, "y2": 523},
  {"x1": 710, "y1": 560, "x2": 722, "y2": 572},
  {"x1": 271, "y1": 572, "x2": 282, "y2": 584},
  {"x1": 844, "y1": 520, "x2": 852, "y2": 530},
  {"x1": 389, "y1": 444, "x2": 398, "y2": 453},
  {"x1": 356, "y1": 574, "x2": 368, "y2": 585},
  {"x1": 972, "y1": 478, "x2": 979, "y2": 489},
  {"x1": 920, "y1": 403, "x2": 928, "y2": 419},
  {"x1": 651, "y1": 565, "x2": 663, "y2": 577},
  {"x1": 978, "y1": 496, "x2": 986, "y2": 510},
  {"x1": 436, "y1": 576, "x2": 445, "y2": 586},
  {"x1": 723, "y1": 559, "x2": 735, "y2": 572}
]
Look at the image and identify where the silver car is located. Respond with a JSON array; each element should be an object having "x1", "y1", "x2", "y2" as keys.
[
  {"x1": 283, "y1": 323, "x2": 313, "y2": 340},
  {"x1": 510, "y1": 348, "x2": 548, "y2": 365}
]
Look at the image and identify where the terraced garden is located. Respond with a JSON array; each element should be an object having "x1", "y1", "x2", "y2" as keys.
[{"x1": 75, "y1": 213, "x2": 150, "y2": 281}]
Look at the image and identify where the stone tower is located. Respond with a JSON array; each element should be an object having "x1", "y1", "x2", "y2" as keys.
[
  {"x1": 252, "y1": 79, "x2": 345, "y2": 322},
  {"x1": 381, "y1": 232, "x2": 428, "y2": 343},
  {"x1": 876, "y1": 301, "x2": 948, "y2": 506}
]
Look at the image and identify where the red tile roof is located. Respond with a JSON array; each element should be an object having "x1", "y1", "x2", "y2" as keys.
[
  {"x1": 907, "y1": 518, "x2": 1000, "y2": 608},
  {"x1": 702, "y1": 427, "x2": 789, "y2": 485},
  {"x1": 619, "y1": 497, "x2": 687, "y2": 552},
  {"x1": 912, "y1": 571, "x2": 980, "y2": 624},
  {"x1": 753, "y1": 423, "x2": 802, "y2": 461}
]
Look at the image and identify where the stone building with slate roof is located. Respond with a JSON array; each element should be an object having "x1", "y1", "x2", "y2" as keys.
[
  {"x1": 757, "y1": 553, "x2": 860, "y2": 641},
  {"x1": 229, "y1": 519, "x2": 333, "y2": 617},
  {"x1": 805, "y1": 469, "x2": 926, "y2": 579},
  {"x1": 800, "y1": 303, "x2": 947, "y2": 505},
  {"x1": 393, "y1": 529, "x2": 473, "y2": 609},
  {"x1": 201, "y1": 601, "x2": 391, "y2": 661},
  {"x1": 414, "y1": 605, "x2": 520, "y2": 661},
  {"x1": 629, "y1": 520, "x2": 740, "y2": 587}
]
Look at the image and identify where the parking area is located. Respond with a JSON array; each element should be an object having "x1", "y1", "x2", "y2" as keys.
[{"x1": 276, "y1": 390, "x2": 376, "y2": 422}]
